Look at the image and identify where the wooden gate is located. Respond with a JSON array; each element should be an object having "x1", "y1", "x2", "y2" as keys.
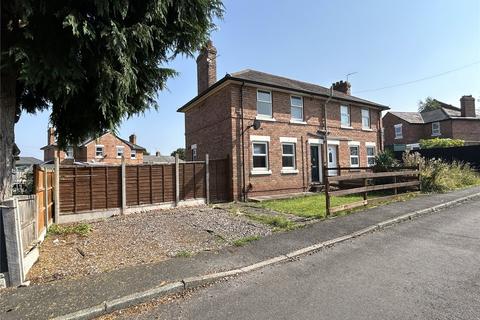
[{"x1": 34, "y1": 165, "x2": 54, "y2": 235}]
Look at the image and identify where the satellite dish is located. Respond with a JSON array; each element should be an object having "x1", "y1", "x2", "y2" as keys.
[{"x1": 252, "y1": 119, "x2": 261, "y2": 130}]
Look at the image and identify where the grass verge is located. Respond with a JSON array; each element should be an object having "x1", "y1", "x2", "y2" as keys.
[
  {"x1": 245, "y1": 213, "x2": 297, "y2": 231},
  {"x1": 48, "y1": 223, "x2": 92, "y2": 237},
  {"x1": 232, "y1": 235, "x2": 260, "y2": 247}
]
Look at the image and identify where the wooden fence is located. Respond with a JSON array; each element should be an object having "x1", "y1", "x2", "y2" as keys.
[
  {"x1": 324, "y1": 166, "x2": 420, "y2": 215},
  {"x1": 34, "y1": 166, "x2": 54, "y2": 235},
  {"x1": 58, "y1": 157, "x2": 230, "y2": 216}
]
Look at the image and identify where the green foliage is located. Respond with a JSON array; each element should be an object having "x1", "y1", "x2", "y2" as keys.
[
  {"x1": 175, "y1": 250, "x2": 193, "y2": 258},
  {"x1": 171, "y1": 148, "x2": 186, "y2": 160},
  {"x1": 3, "y1": 0, "x2": 224, "y2": 147},
  {"x1": 48, "y1": 223, "x2": 92, "y2": 237},
  {"x1": 245, "y1": 213, "x2": 296, "y2": 231},
  {"x1": 419, "y1": 138, "x2": 464, "y2": 149},
  {"x1": 402, "y1": 151, "x2": 480, "y2": 192},
  {"x1": 418, "y1": 97, "x2": 441, "y2": 112},
  {"x1": 373, "y1": 150, "x2": 399, "y2": 172},
  {"x1": 232, "y1": 235, "x2": 260, "y2": 247}
]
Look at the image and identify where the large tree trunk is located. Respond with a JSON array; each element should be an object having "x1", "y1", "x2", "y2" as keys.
[{"x1": 0, "y1": 69, "x2": 16, "y2": 202}]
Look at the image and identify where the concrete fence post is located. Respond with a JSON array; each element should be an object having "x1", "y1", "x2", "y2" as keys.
[
  {"x1": 121, "y1": 156, "x2": 126, "y2": 214},
  {"x1": 54, "y1": 157, "x2": 60, "y2": 222},
  {"x1": 1, "y1": 198, "x2": 25, "y2": 286},
  {"x1": 205, "y1": 154, "x2": 210, "y2": 205},
  {"x1": 175, "y1": 154, "x2": 180, "y2": 206}
]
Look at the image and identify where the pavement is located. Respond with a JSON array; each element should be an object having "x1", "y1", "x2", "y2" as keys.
[
  {"x1": 0, "y1": 186, "x2": 479, "y2": 320},
  {"x1": 143, "y1": 196, "x2": 480, "y2": 320}
]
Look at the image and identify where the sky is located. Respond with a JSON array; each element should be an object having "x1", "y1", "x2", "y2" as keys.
[{"x1": 15, "y1": 0, "x2": 480, "y2": 159}]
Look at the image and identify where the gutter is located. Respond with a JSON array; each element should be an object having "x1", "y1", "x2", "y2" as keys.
[{"x1": 240, "y1": 82, "x2": 246, "y2": 201}]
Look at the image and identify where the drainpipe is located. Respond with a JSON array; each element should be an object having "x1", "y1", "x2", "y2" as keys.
[
  {"x1": 322, "y1": 87, "x2": 334, "y2": 181},
  {"x1": 240, "y1": 82, "x2": 246, "y2": 201}
]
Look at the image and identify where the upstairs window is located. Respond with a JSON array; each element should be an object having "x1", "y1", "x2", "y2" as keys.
[
  {"x1": 341, "y1": 105, "x2": 351, "y2": 127},
  {"x1": 252, "y1": 142, "x2": 268, "y2": 170},
  {"x1": 350, "y1": 146, "x2": 359, "y2": 167},
  {"x1": 281, "y1": 143, "x2": 296, "y2": 169},
  {"x1": 257, "y1": 90, "x2": 272, "y2": 118},
  {"x1": 65, "y1": 146, "x2": 74, "y2": 159},
  {"x1": 290, "y1": 96, "x2": 304, "y2": 121},
  {"x1": 367, "y1": 146, "x2": 376, "y2": 166},
  {"x1": 130, "y1": 150, "x2": 137, "y2": 159},
  {"x1": 95, "y1": 145, "x2": 104, "y2": 158},
  {"x1": 432, "y1": 122, "x2": 441, "y2": 136},
  {"x1": 362, "y1": 108, "x2": 371, "y2": 129},
  {"x1": 116, "y1": 146, "x2": 124, "y2": 158},
  {"x1": 394, "y1": 124, "x2": 403, "y2": 139}
]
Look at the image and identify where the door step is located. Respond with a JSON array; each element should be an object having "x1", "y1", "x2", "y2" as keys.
[{"x1": 309, "y1": 183, "x2": 324, "y2": 192}]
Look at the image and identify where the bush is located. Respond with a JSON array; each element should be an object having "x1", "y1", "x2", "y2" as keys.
[
  {"x1": 373, "y1": 150, "x2": 399, "y2": 172},
  {"x1": 419, "y1": 138, "x2": 464, "y2": 149},
  {"x1": 401, "y1": 151, "x2": 480, "y2": 192}
]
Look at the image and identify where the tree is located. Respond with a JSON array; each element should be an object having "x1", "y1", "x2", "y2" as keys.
[
  {"x1": 1, "y1": 1, "x2": 223, "y2": 201},
  {"x1": 418, "y1": 97, "x2": 441, "y2": 112},
  {"x1": 171, "y1": 148, "x2": 185, "y2": 160}
]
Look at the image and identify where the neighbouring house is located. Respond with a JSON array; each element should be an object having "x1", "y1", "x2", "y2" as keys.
[
  {"x1": 143, "y1": 152, "x2": 177, "y2": 164},
  {"x1": 13, "y1": 157, "x2": 43, "y2": 194},
  {"x1": 178, "y1": 41, "x2": 389, "y2": 200},
  {"x1": 41, "y1": 128, "x2": 146, "y2": 164},
  {"x1": 383, "y1": 96, "x2": 480, "y2": 151}
]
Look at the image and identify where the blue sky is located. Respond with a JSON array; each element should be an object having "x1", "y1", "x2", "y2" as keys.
[{"x1": 16, "y1": 0, "x2": 480, "y2": 159}]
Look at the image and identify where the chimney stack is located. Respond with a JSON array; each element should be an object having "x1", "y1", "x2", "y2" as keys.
[
  {"x1": 47, "y1": 127, "x2": 55, "y2": 145},
  {"x1": 156, "y1": 151, "x2": 161, "y2": 157},
  {"x1": 196, "y1": 40, "x2": 217, "y2": 94},
  {"x1": 332, "y1": 81, "x2": 351, "y2": 95},
  {"x1": 129, "y1": 134, "x2": 137, "y2": 145},
  {"x1": 460, "y1": 95, "x2": 476, "y2": 117}
]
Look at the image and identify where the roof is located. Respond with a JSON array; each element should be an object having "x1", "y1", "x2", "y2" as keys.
[
  {"x1": 389, "y1": 112, "x2": 424, "y2": 124},
  {"x1": 143, "y1": 155, "x2": 177, "y2": 164},
  {"x1": 178, "y1": 69, "x2": 389, "y2": 112},
  {"x1": 42, "y1": 131, "x2": 146, "y2": 151},
  {"x1": 15, "y1": 157, "x2": 43, "y2": 166}
]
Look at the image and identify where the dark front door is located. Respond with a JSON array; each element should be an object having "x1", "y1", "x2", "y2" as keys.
[{"x1": 310, "y1": 145, "x2": 320, "y2": 182}]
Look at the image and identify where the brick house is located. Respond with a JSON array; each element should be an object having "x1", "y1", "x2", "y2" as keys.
[
  {"x1": 178, "y1": 41, "x2": 389, "y2": 200},
  {"x1": 41, "y1": 128, "x2": 146, "y2": 164},
  {"x1": 383, "y1": 96, "x2": 480, "y2": 150}
]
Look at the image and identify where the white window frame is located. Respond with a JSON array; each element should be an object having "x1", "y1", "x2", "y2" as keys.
[
  {"x1": 361, "y1": 108, "x2": 371, "y2": 129},
  {"x1": 95, "y1": 145, "x2": 104, "y2": 158},
  {"x1": 366, "y1": 145, "x2": 376, "y2": 167},
  {"x1": 432, "y1": 122, "x2": 441, "y2": 136},
  {"x1": 256, "y1": 90, "x2": 273, "y2": 119},
  {"x1": 290, "y1": 95, "x2": 304, "y2": 122},
  {"x1": 65, "y1": 146, "x2": 74, "y2": 159},
  {"x1": 340, "y1": 105, "x2": 351, "y2": 128},
  {"x1": 394, "y1": 124, "x2": 403, "y2": 139},
  {"x1": 116, "y1": 146, "x2": 125, "y2": 159},
  {"x1": 281, "y1": 142, "x2": 297, "y2": 174},
  {"x1": 251, "y1": 141, "x2": 271, "y2": 175},
  {"x1": 349, "y1": 145, "x2": 360, "y2": 167},
  {"x1": 130, "y1": 149, "x2": 137, "y2": 160}
]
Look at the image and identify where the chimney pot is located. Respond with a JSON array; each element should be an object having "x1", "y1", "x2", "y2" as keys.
[
  {"x1": 156, "y1": 151, "x2": 161, "y2": 157},
  {"x1": 332, "y1": 80, "x2": 351, "y2": 95},
  {"x1": 460, "y1": 95, "x2": 476, "y2": 117},
  {"x1": 129, "y1": 134, "x2": 137, "y2": 145},
  {"x1": 196, "y1": 40, "x2": 217, "y2": 94}
]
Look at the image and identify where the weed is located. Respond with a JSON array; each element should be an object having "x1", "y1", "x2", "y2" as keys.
[
  {"x1": 175, "y1": 250, "x2": 193, "y2": 258},
  {"x1": 232, "y1": 235, "x2": 260, "y2": 247},
  {"x1": 48, "y1": 223, "x2": 92, "y2": 237}
]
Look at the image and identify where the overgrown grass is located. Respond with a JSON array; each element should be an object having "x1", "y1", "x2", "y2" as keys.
[
  {"x1": 232, "y1": 235, "x2": 260, "y2": 247},
  {"x1": 48, "y1": 223, "x2": 92, "y2": 237},
  {"x1": 245, "y1": 213, "x2": 297, "y2": 231},
  {"x1": 261, "y1": 194, "x2": 363, "y2": 219},
  {"x1": 175, "y1": 250, "x2": 193, "y2": 258}
]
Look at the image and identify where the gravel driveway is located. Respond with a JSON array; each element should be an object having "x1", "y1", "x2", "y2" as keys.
[{"x1": 27, "y1": 206, "x2": 271, "y2": 284}]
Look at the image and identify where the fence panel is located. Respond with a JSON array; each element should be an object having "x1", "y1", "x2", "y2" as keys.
[
  {"x1": 209, "y1": 158, "x2": 230, "y2": 202},
  {"x1": 34, "y1": 166, "x2": 54, "y2": 234},
  {"x1": 0, "y1": 206, "x2": 7, "y2": 273},
  {"x1": 16, "y1": 195, "x2": 37, "y2": 254}
]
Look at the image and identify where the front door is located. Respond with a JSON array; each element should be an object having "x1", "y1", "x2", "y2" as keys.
[
  {"x1": 310, "y1": 145, "x2": 322, "y2": 183},
  {"x1": 327, "y1": 145, "x2": 338, "y2": 176}
]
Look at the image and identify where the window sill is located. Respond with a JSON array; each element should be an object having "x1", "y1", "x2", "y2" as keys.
[
  {"x1": 289, "y1": 120, "x2": 307, "y2": 125},
  {"x1": 256, "y1": 116, "x2": 276, "y2": 122},
  {"x1": 362, "y1": 128, "x2": 373, "y2": 131},
  {"x1": 250, "y1": 170, "x2": 272, "y2": 176},
  {"x1": 394, "y1": 137, "x2": 403, "y2": 140},
  {"x1": 341, "y1": 125, "x2": 354, "y2": 130},
  {"x1": 431, "y1": 134, "x2": 441, "y2": 137},
  {"x1": 281, "y1": 169, "x2": 299, "y2": 174}
]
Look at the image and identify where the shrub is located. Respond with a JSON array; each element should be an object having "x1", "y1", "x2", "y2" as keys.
[
  {"x1": 419, "y1": 138, "x2": 464, "y2": 149},
  {"x1": 373, "y1": 150, "x2": 399, "y2": 172}
]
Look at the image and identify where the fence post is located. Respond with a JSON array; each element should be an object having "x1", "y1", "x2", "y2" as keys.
[
  {"x1": 324, "y1": 167, "x2": 331, "y2": 216},
  {"x1": 54, "y1": 157, "x2": 60, "y2": 222},
  {"x1": 205, "y1": 154, "x2": 210, "y2": 205},
  {"x1": 44, "y1": 168, "x2": 48, "y2": 228},
  {"x1": 363, "y1": 178, "x2": 368, "y2": 203},
  {"x1": 175, "y1": 154, "x2": 180, "y2": 206},
  {"x1": 1, "y1": 198, "x2": 25, "y2": 286},
  {"x1": 121, "y1": 156, "x2": 126, "y2": 214}
]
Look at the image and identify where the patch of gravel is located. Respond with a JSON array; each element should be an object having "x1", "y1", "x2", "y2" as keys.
[{"x1": 27, "y1": 206, "x2": 271, "y2": 284}]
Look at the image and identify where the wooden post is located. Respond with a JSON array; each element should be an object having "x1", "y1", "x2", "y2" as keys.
[
  {"x1": 175, "y1": 153, "x2": 180, "y2": 206},
  {"x1": 44, "y1": 167, "x2": 48, "y2": 228},
  {"x1": 363, "y1": 177, "x2": 368, "y2": 204},
  {"x1": 394, "y1": 175, "x2": 398, "y2": 195},
  {"x1": 205, "y1": 154, "x2": 210, "y2": 204},
  {"x1": 54, "y1": 157, "x2": 60, "y2": 222},
  {"x1": 121, "y1": 156, "x2": 126, "y2": 214},
  {"x1": 324, "y1": 167, "x2": 331, "y2": 217}
]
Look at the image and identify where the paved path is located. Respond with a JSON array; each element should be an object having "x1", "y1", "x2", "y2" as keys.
[
  {"x1": 132, "y1": 197, "x2": 480, "y2": 320},
  {"x1": 1, "y1": 186, "x2": 479, "y2": 319}
]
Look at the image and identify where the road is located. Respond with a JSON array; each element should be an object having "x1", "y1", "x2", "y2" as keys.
[{"x1": 117, "y1": 199, "x2": 480, "y2": 320}]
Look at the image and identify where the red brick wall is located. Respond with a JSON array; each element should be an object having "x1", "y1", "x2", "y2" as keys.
[
  {"x1": 383, "y1": 113, "x2": 424, "y2": 146},
  {"x1": 451, "y1": 120, "x2": 480, "y2": 143}
]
